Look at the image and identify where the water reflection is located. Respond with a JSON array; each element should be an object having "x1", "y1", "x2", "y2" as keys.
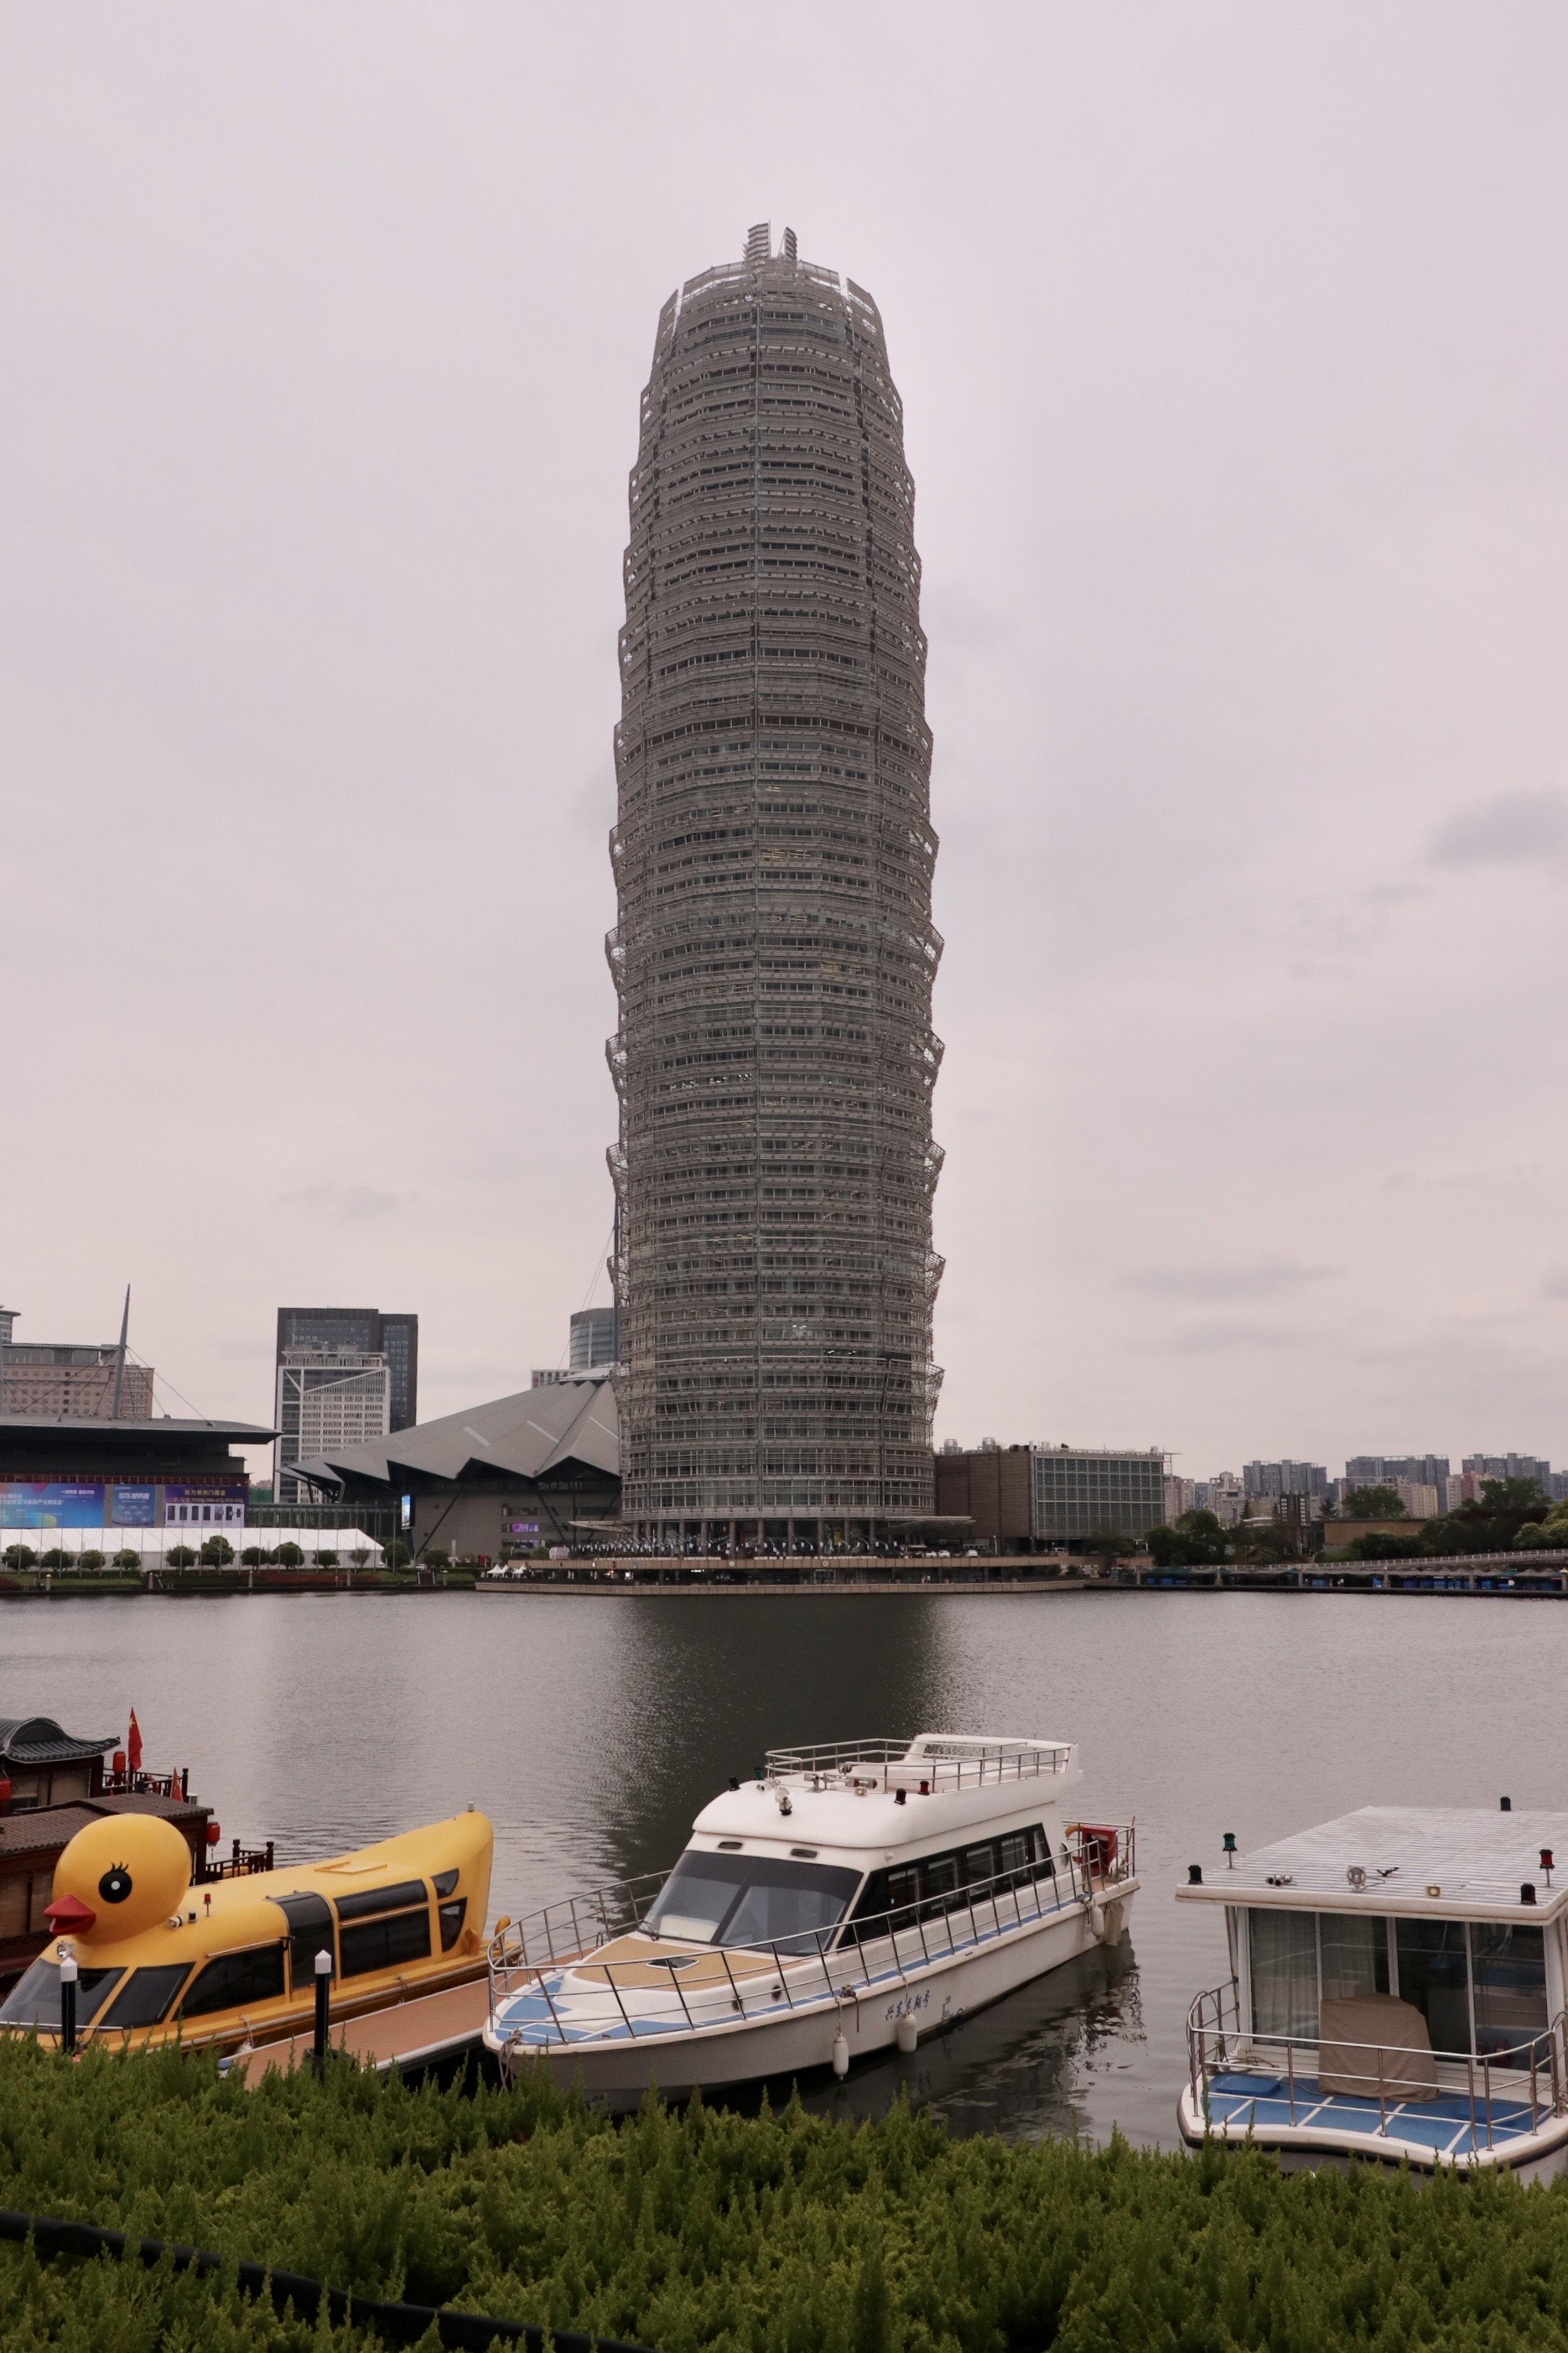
[{"x1": 8, "y1": 1588, "x2": 1568, "y2": 2150}]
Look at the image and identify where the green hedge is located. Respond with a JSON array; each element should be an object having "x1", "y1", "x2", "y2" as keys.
[{"x1": 4, "y1": 2040, "x2": 1568, "y2": 2349}]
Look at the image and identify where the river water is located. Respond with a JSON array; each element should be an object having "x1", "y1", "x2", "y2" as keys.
[{"x1": 5, "y1": 1588, "x2": 1563, "y2": 2148}]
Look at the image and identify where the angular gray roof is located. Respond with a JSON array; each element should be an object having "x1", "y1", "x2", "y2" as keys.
[{"x1": 304, "y1": 1375, "x2": 620, "y2": 1490}]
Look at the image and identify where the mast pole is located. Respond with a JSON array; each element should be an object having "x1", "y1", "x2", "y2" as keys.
[{"x1": 111, "y1": 1285, "x2": 131, "y2": 1419}]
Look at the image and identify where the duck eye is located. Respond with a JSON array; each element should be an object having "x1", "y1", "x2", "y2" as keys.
[{"x1": 98, "y1": 1866, "x2": 133, "y2": 1904}]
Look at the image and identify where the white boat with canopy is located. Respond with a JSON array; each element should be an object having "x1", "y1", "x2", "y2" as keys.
[
  {"x1": 1178, "y1": 1805, "x2": 1568, "y2": 2178},
  {"x1": 484, "y1": 1732, "x2": 1136, "y2": 2103}
]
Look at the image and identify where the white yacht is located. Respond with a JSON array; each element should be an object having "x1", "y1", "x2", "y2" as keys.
[
  {"x1": 1178, "y1": 1806, "x2": 1568, "y2": 2179},
  {"x1": 485, "y1": 1733, "x2": 1135, "y2": 2103}
]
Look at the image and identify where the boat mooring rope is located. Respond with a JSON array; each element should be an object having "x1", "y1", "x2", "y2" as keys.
[{"x1": 0, "y1": 2205, "x2": 657, "y2": 2352}]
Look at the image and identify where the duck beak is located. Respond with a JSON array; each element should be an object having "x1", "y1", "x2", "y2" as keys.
[{"x1": 44, "y1": 1893, "x2": 96, "y2": 1934}]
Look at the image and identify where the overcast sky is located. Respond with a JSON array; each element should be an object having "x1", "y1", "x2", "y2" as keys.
[{"x1": 4, "y1": 4, "x2": 1567, "y2": 1481}]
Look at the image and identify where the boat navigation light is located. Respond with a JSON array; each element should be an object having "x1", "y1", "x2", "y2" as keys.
[
  {"x1": 729, "y1": 1777, "x2": 740, "y2": 1791},
  {"x1": 1187, "y1": 1864, "x2": 1202, "y2": 1885},
  {"x1": 1222, "y1": 1833, "x2": 1237, "y2": 1866},
  {"x1": 776, "y1": 1789, "x2": 792, "y2": 1816},
  {"x1": 1541, "y1": 1848, "x2": 1555, "y2": 1883},
  {"x1": 1522, "y1": 1883, "x2": 1538, "y2": 1905},
  {"x1": 1346, "y1": 1864, "x2": 1367, "y2": 1891},
  {"x1": 1501, "y1": 1795, "x2": 1513, "y2": 1811},
  {"x1": 895, "y1": 1789, "x2": 907, "y2": 1806}
]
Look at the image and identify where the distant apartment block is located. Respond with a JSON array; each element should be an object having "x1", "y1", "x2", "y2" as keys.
[
  {"x1": 275, "y1": 1308, "x2": 418, "y2": 1432},
  {"x1": 1164, "y1": 1474, "x2": 1195, "y2": 1522},
  {"x1": 1243, "y1": 1460, "x2": 1329, "y2": 1500},
  {"x1": 0, "y1": 1309, "x2": 153, "y2": 1421},
  {"x1": 274, "y1": 1348, "x2": 392, "y2": 1504},
  {"x1": 1031, "y1": 1447, "x2": 1167, "y2": 1544},
  {"x1": 1462, "y1": 1452, "x2": 1551, "y2": 1488},
  {"x1": 1192, "y1": 1473, "x2": 1245, "y2": 1525},
  {"x1": 1346, "y1": 1454, "x2": 1451, "y2": 1490}
]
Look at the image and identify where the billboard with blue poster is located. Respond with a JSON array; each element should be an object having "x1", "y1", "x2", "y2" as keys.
[{"x1": 0, "y1": 1482, "x2": 106, "y2": 1530}]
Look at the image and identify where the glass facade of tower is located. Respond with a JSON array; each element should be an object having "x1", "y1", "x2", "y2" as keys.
[{"x1": 608, "y1": 225, "x2": 943, "y2": 1544}]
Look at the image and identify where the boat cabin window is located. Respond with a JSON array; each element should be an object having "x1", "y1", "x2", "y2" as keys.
[
  {"x1": 1247, "y1": 1908, "x2": 1550, "y2": 2066},
  {"x1": 1472, "y1": 1924, "x2": 1550, "y2": 2060},
  {"x1": 179, "y1": 1943, "x2": 286, "y2": 2018},
  {"x1": 99, "y1": 1963, "x2": 191, "y2": 2030},
  {"x1": 644, "y1": 1852, "x2": 860, "y2": 1954},
  {"x1": 439, "y1": 1900, "x2": 466, "y2": 1951},
  {"x1": 1320, "y1": 1914, "x2": 1390, "y2": 2003},
  {"x1": 1395, "y1": 1920, "x2": 1471, "y2": 2055},
  {"x1": 1249, "y1": 1911, "x2": 1323, "y2": 2041},
  {"x1": 847, "y1": 1825, "x2": 1057, "y2": 1941},
  {"x1": 335, "y1": 1879, "x2": 428, "y2": 1923},
  {"x1": 0, "y1": 1957, "x2": 121, "y2": 2032},
  {"x1": 339, "y1": 1904, "x2": 432, "y2": 1977}
]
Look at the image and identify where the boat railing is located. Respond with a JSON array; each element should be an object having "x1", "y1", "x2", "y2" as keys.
[
  {"x1": 1186, "y1": 1978, "x2": 1568, "y2": 2149},
  {"x1": 489, "y1": 1825, "x2": 1135, "y2": 2049},
  {"x1": 489, "y1": 1867, "x2": 673, "y2": 1993},
  {"x1": 762, "y1": 1737, "x2": 1074, "y2": 1791}
]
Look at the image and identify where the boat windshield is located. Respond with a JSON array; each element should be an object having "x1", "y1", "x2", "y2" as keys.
[
  {"x1": 645, "y1": 1851, "x2": 861, "y2": 1954},
  {"x1": 0, "y1": 1956, "x2": 122, "y2": 2033}
]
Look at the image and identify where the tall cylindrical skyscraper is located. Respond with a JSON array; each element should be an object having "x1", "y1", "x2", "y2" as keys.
[{"x1": 608, "y1": 224, "x2": 942, "y2": 1549}]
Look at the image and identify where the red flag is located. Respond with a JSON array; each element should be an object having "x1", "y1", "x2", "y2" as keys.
[{"x1": 127, "y1": 1711, "x2": 143, "y2": 1773}]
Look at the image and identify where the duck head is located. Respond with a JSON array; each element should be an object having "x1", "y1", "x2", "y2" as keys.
[{"x1": 46, "y1": 1814, "x2": 193, "y2": 1944}]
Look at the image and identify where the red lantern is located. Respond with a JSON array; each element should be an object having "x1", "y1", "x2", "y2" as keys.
[
  {"x1": 0, "y1": 1776, "x2": 11, "y2": 1810},
  {"x1": 205, "y1": 1823, "x2": 221, "y2": 1847},
  {"x1": 112, "y1": 1751, "x2": 127, "y2": 1778}
]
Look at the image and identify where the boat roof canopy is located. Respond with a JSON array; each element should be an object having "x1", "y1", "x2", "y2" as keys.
[{"x1": 1178, "y1": 1805, "x2": 1568, "y2": 1924}]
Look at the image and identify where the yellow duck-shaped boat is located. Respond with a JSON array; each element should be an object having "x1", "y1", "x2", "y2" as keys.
[{"x1": 0, "y1": 1807, "x2": 493, "y2": 2055}]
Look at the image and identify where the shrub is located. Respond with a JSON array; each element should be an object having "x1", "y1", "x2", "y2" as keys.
[
  {"x1": 1346, "y1": 1530, "x2": 1424, "y2": 1560},
  {"x1": 165, "y1": 1545, "x2": 198, "y2": 1569},
  {"x1": 200, "y1": 1535, "x2": 236, "y2": 1566},
  {"x1": 239, "y1": 1546, "x2": 265, "y2": 1566},
  {"x1": 421, "y1": 1546, "x2": 449, "y2": 1571},
  {"x1": 38, "y1": 1548, "x2": 72, "y2": 1571},
  {"x1": 273, "y1": 1543, "x2": 305, "y2": 1568},
  {"x1": 76, "y1": 1549, "x2": 106, "y2": 1571},
  {"x1": 384, "y1": 1539, "x2": 413, "y2": 1569},
  {"x1": 6, "y1": 2047, "x2": 1568, "y2": 2350},
  {"x1": 112, "y1": 1550, "x2": 140, "y2": 1570},
  {"x1": 311, "y1": 1550, "x2": 339, "y2": 1568},
  {"x1": 3, "y1": 1544, "x2": 37, "y2": 1571}
]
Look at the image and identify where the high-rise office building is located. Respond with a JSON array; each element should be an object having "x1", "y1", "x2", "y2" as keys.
[
  {"x1": 569, "y1": 1307, "x2": 618, "y2": 1373},
  {"x1": 274, "y1": 1308, "x2": 418, "y2": 1431},
  {"x1": 531, "y1": 1307, "x2": 619, "y2": 1389},
  {"x1": 608, "y1": 226, "x2": 943, "y2": 1546},
  {"x1": 274, "y1": 1348, "x2": 390, "y2": 1504}
]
